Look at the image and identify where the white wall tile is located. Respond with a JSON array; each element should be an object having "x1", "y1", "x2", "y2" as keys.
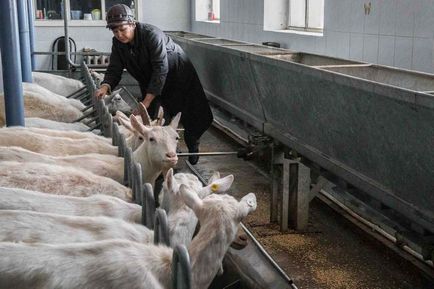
[
  {"x1": 394, "y1": 36, "x2": 413, "y2": 69},
  {"x1": 379, "y1": 0, "x2": 396, "y2": 36},
  {"x1": 363, "y1": 34, "x2": 379, "y2": 63},
  {"x1": 349, "y1": 0, "x2": 365, "y2": 33},
  {"x1": 414, "y1": 0, "x2": 434, "y2": 38},
  {"x1": 364, "y1": 0, "x2": 379, "y2": 35},
  {"x1": 395, "y1": 0, "x2": 414, "y2": 37},
  {"x1": 378, "y1": 35, "x2": 395, "y2": 66},
  {"x1": 326, "y1": 31, "x2": 350, "y2": 58},
  {"x1": 412, "y1": 37, "x2": 434, "y2": 73},
  {"x1": 349, "y1": 33, "x2": 364, "y2": 61},
  {"x1": 314, "y1": 36, "x2": 327, "y2": 55}
]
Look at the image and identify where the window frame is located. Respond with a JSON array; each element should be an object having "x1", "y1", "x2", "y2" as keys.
[
  {"x1": 195, "y1": 0, "x2": 220, "y2": 23},
  {"x1": 33, "y1": 0, "x2": 141, "y2": 27},
  {"x1": 287, "y1": 0, "x2": 323, "y2": 32}
]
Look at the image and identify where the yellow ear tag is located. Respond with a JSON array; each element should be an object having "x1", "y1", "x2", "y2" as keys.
[{"x1": 211, "y1": 184, "x2": 219, "y2": 192}]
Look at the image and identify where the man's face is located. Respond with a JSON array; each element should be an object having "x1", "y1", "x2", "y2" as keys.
[{"x1": 111, "y1": 24, "x2": 135, "y2": 43}]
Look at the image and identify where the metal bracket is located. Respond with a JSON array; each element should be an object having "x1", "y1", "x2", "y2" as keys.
[
  {"x1": 141, "y1": 183, "x2": 156, "y2": 229},
  {"x1": 171, "y1": 245, "x2": 192, "y2": 289},
  {"x1": 154, "y1": 208, "x2": 170, "y2": 246}
]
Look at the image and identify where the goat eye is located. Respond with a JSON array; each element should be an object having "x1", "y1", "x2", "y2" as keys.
[
  {"x1": 176, "y1": 136, "x2": 180, "y2": 140},
  {"x1": 149, "y1": 137, "x2": 156, "y2": 142},
  {"x1": 138, "y1": 136, "x2": 144, "y2": 141}
]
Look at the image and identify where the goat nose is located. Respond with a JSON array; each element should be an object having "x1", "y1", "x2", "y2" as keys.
[{"x1": 166, "y1": 152, "x2": 176, "y2": 158}]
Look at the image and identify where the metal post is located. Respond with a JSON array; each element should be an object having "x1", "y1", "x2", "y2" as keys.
[
  {"x1": 270, "y1": 144, "x2": 284, "y2": 223},
  {"x1": 281, "y1": 158, "x2": 311, "y2": 231},
  {"x1": 0, "y1": 0, "x2": 25, "y2": 126},
  {"x1": 171, "y1": 245, "x2": 192, "y2": 289},
  {"x1": 17, "y1": 0, "x2": 32, "y2": 82},
  {"x1": 26, "y1": 0, "x2": 36, "y2": 70}
]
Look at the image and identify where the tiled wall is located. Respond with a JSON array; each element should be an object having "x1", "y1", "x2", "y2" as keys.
[{"x1": 191, "y1": 0, "x2": 434, "y2": 74}]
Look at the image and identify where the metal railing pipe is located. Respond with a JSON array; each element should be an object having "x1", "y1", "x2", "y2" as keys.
[
  {"x1": 63, "y1": 0, "x2": 79, "y2": 68},
  {"x1": 0, "y1": 0, "x2": 25, "y2": 126},
  {"x1": 26, "y1": 0, "x2": 36, "y2": 69},
  {"x1": 17, "y1": 0, "x2": 32, "y2": 82}
]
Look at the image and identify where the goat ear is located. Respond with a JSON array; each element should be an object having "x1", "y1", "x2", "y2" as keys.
[
  {"x1": 116, "y1": 112, "x2": 134, "y2": 132},
  {"x1": 237, "y1": 193, "x2": 257, "y2": 219},
  {"x1": 115, "y1": 111, "x2": 129, "y2": 121},
  {"x1": 199, "y1": 174, "x2": 234, "y2": 199},
  {"x1": 130, "y1": 114, "x2": 150, "y2": 136},
  {"x1": 138, "y1": 103, "x2": 151, "y2": 126},
  {"x1": 205, "y1": 174, "x2": 234, "y2": 193},
  {"x1": 180, "y1": 184, "x2": 203, "y2": 212},
  {"x1": 207, "y1": 171, "x2": 221, "y2": 185},
  {"x1": 112, "y1": 88, "x2": 122, "y2": 95},
  {"x1": 157, "y1": 106, "x2": 164, "y2": 126},
  {"x1": 169, "y1": 112, "x2": 182, "y2": 129},
  {"x1": 165, "y1": 168, "x2": 175, "y2": 191}
]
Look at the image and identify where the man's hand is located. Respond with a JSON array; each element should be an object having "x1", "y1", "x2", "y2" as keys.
[{"x1": 94, "y1": 84, "x2": 109, "y2": 100}]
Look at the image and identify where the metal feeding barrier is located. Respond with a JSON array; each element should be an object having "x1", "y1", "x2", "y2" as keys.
[{"x1": 81, "y1": 62, "x2": 192, "y2": 288}]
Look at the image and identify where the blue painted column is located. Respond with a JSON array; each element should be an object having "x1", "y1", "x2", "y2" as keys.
[
  {"x1": 17, "y1": 0, "x2": 33, "y2": 82},
  {"x1": 27, "y1": 0, "x2": 36, "y2": 69},
  {"x1": 0, "y1": 0, "x2": 25, "y2": 126}
]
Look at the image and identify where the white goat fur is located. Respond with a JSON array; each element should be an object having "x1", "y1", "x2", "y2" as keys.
[
  {"x1": 25, "y1": 117, "x2": 90, "y2": 132},
  {"x1": 0, "y1": 83, "x2": 84, "y2": 127},
  {"x1": 0, "y1": 187, "x2": 141, "y2": 223},
  {"x1": 32, "y1": 71, "x2": 84, "y2": 96},
  {"x1": 0, "y1": 161, "x2": 132, "y2": 201},
  {"x1": 0, "y1": 210, "x2": 153, "y2": 244},
  {"x1": 0, "y1": 146, "x2": 123, "y2": 183},
  {"x1": 0, "y1": 189, "x2": 256, "y2": 289},
  {"x1": 0, "y1": 127, "x2": 117, "y2": 156},
  {"x1": 17, "y1": 126, "x2": 111, "y2": 143},
  {"x1": 161, "y1": 169, "x2": 235, "y2": 248}
]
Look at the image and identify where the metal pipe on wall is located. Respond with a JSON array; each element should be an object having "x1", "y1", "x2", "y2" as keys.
[
  {"x1": 63, "y1": 0, "x2": 80, "y2": 68},
  {"x1": 27, "y1": 0, "x2": 36, "y2": 69},
  {"x1": 17, "y1": 0, "x2": 33, "y2": 82},
  {"x1": 0, "y1": 0, "x2": 25, "y2": 126}
]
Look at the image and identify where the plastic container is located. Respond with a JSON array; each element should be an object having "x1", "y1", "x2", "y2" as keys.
[
  {"x1": 91, "y1": 9, "x2": 101, "y2": 20},
  {"x1": 70, "y1": 10, "x2": 82, "y2": 20}
]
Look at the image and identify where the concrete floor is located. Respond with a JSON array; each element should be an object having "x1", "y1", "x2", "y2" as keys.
[{"x1": 176, "y1": 126, "x2": 434, "y2": 289}]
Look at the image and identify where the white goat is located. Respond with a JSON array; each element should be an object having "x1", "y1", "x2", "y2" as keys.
[
  {"x1": 105, "y1": 89, "x2": 133, "y2": 115},
  {"x1": 0, "y1": 84, "x2": 84, "y2": 126},
  {"x1": 0, "y1": 210, "x2": 153, "y2": 244},
  {"x1": 0, "y1": 146, "x2": 123, "y2": 183},
  {"x1": 25, "y1": 117, "x2": 90, "y2": 132},
  {"x1": 32, "y1": 71, "x2": 84, "y2": 96},
  {"x1": 0, "y1": 187, "x2": 141, "y2": 223},
  {"x1": 161, "y1": 169, "x2": 235, "y2": 248},
  {"x1": 0, "y1": 161, "x2": 132, "y2": 201},
  {"x1": 0, "y1": 127, "x2": 118, "y2": 156},
  {"x1": 0, "y1": 189, "x2": 256, "y2": 289},
  {"x1": 130, "y1": 113, "x2": 180, "y2": 187}
]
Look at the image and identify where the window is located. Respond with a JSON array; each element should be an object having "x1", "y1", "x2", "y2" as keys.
[
  {"x1": 196, "y1": 0, "x2": 220, "y2": 22},
  {"x1": 264, "y1": 0, "x2": 323, "y2": 33},
  {"x1": 34, "y1": 0, "x2": 137, "y2": 21},
  {"x1": 288, "y1": 0, "x2": 324, "y2": 31}
]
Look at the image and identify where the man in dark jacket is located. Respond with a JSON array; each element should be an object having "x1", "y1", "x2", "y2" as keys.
[{"x1": 95, "y1": 4, "x2": 213, "y2": 165}]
